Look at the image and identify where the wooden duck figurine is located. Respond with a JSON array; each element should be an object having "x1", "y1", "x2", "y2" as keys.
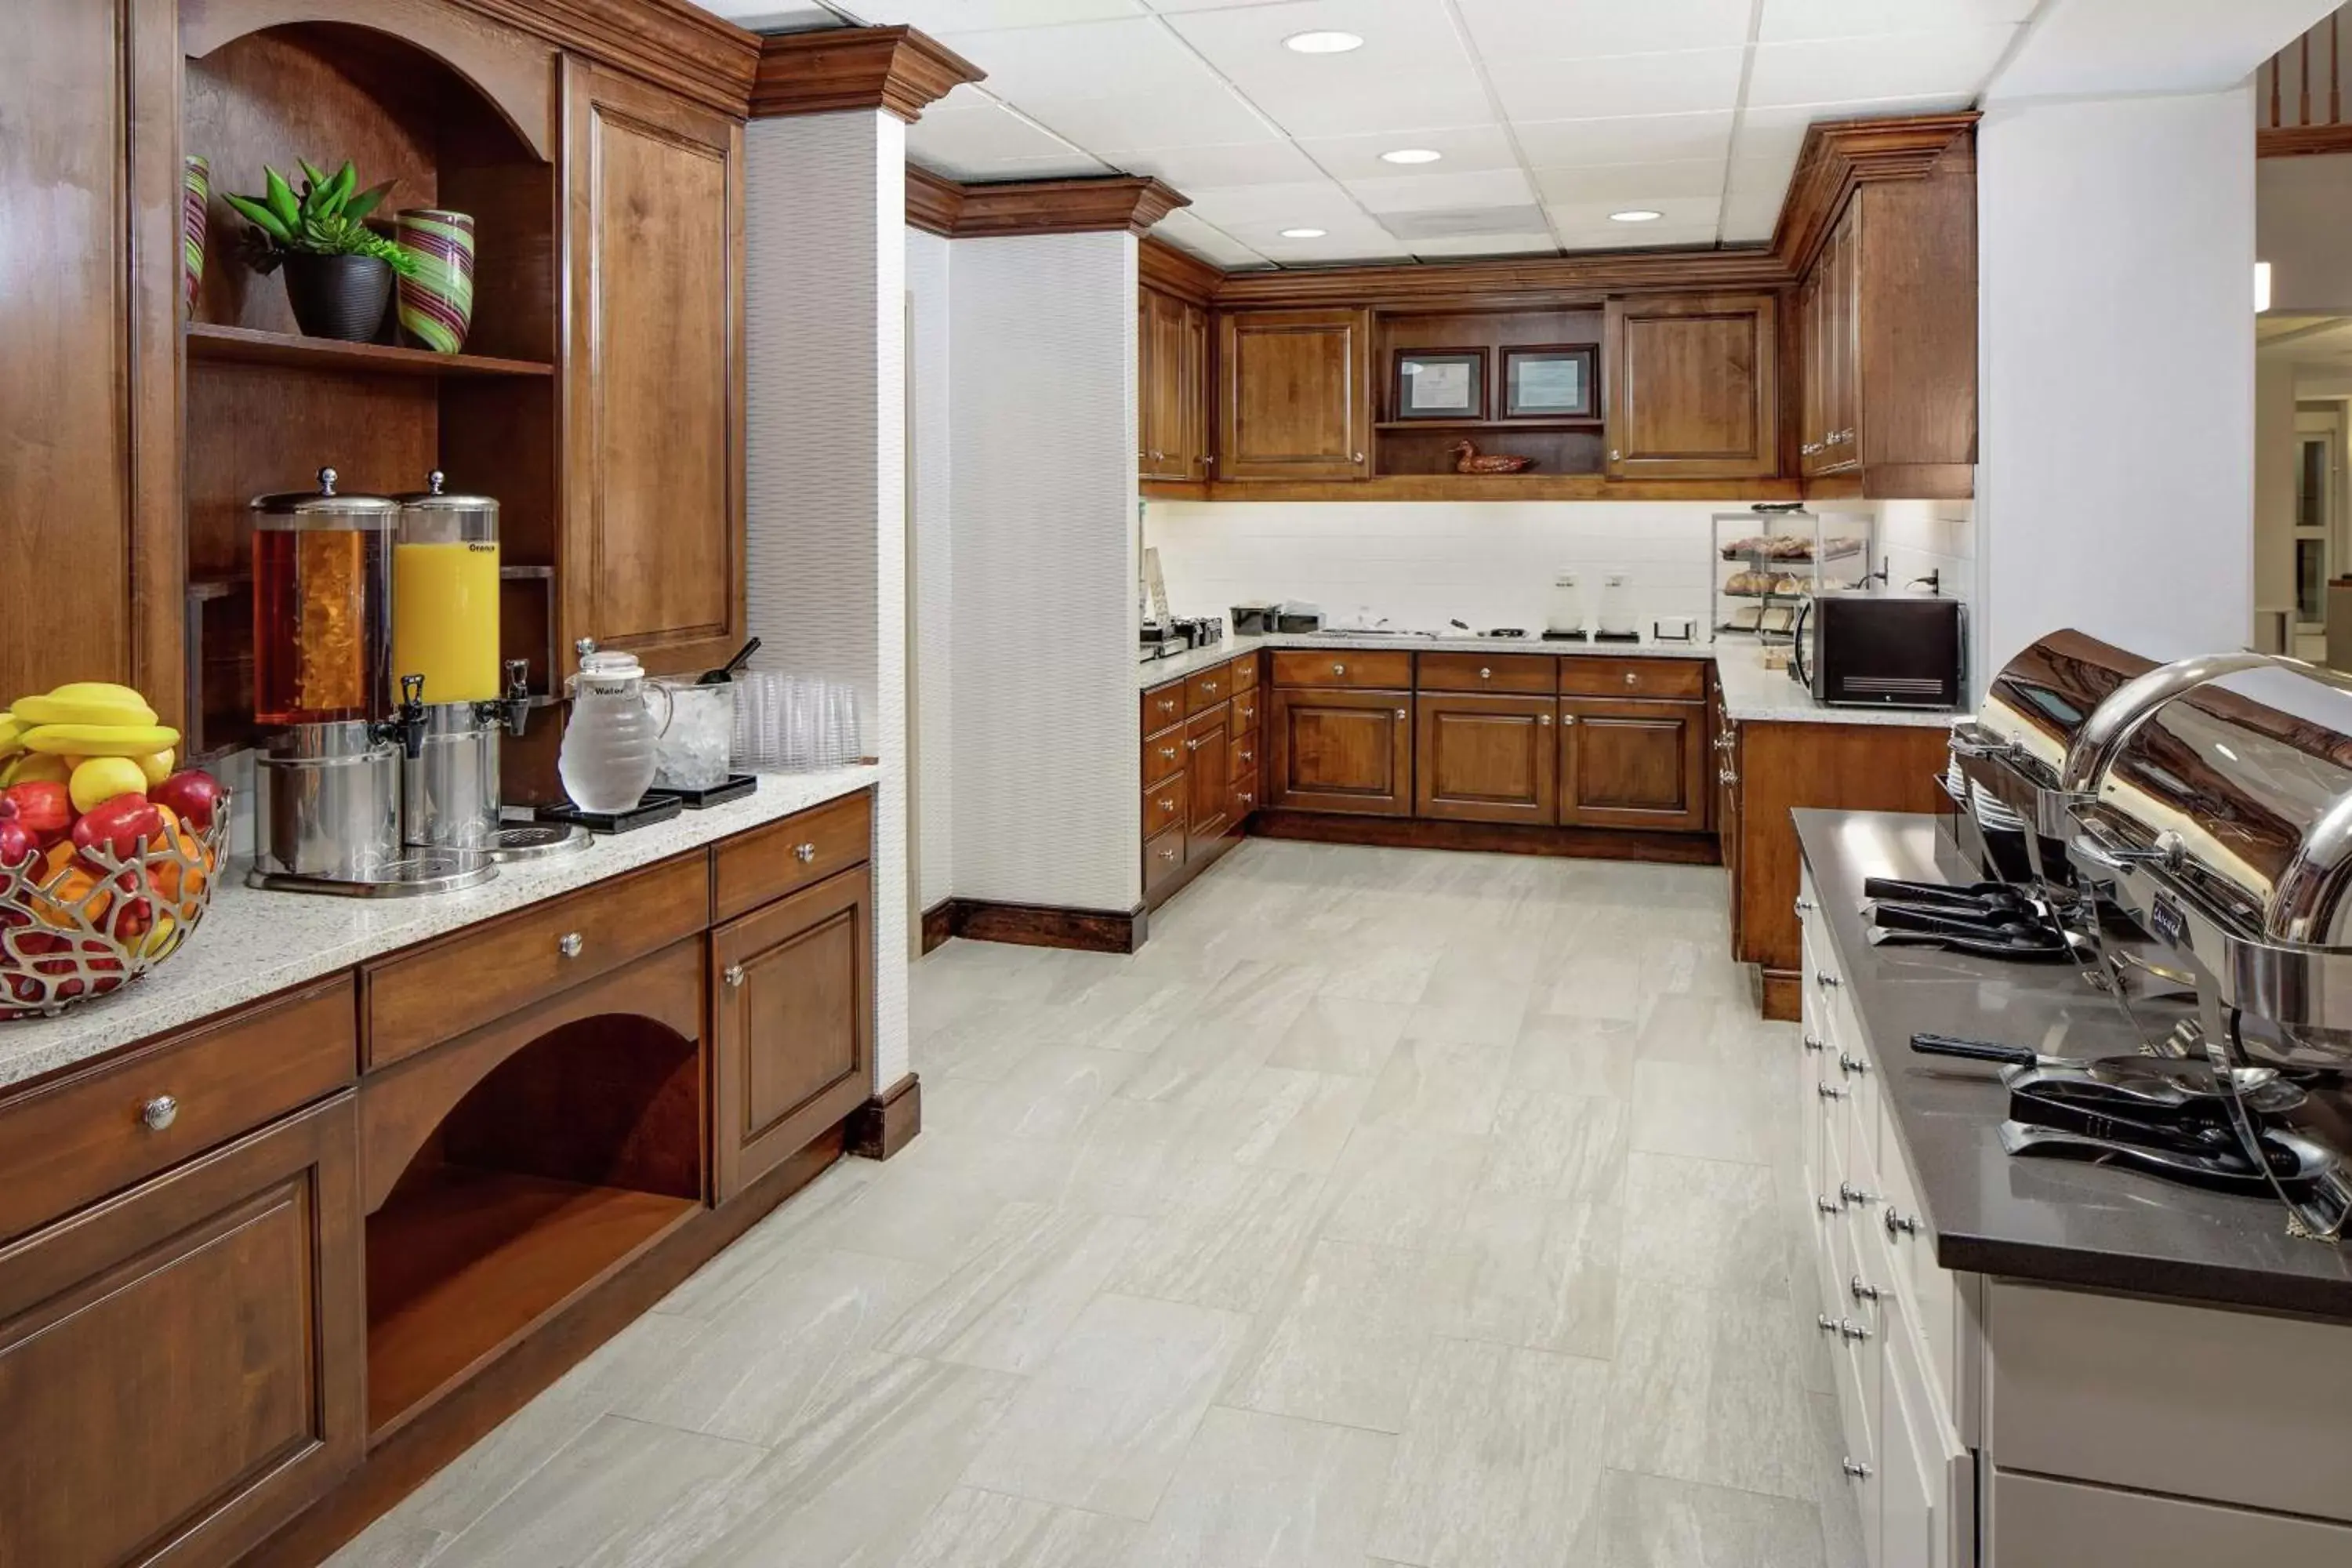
[{"x1": 1451, "y1": 439, "x2": 1534, "y2": 474}]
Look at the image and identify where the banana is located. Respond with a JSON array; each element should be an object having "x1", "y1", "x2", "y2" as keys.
[
  {"x1": 0, "y1": 713, "x2": 24, "y2": 758},
  {"x1": 21, "y1": 723, "x2": 181, "y2": 758},
  {"x1": 13, "y1": 686, "x2": 158, "y2": 728}
]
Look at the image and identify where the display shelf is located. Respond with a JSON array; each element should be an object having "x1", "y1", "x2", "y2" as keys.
[
  {"x1": 1374, "y1": 417, "x2": 1602, "y2": 432},
  {"x1": 186, "y1": 322, "x2": 553, "y2": 379},
  {"x1": 365, "y1": 1164, "x2": 696, "y2": 1437}
]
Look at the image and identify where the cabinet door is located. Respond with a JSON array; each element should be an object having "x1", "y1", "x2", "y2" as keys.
[
  {"x1": 564, "y1": 57, "x2": 746, "y2": 679},
  {"x1": 1137, "y1": 291, "x2": 1158, "y2": 474},
  {"x1": 1414, "y1": 694, "x2": 1557, "y2": 825},
  {"x1": 1717, "y1": 708, "x2": 1744, "y2": 947},
  {"x1": 1268, "y1": 688, "x2": 1412, "y2": 815},
  {"x1": 1559, "y1": 698, "x2": 1707, "y2": 830},
  {"x1": 1603, "y1": 293, "x2": 1778, "y2": 479},
  {"x1": 1218, "y1": 308, "x2": 1371, "y2": 481},
  {"x1": 0, "y1": 1094, "x2": 362, "y2": 1568},
  {"x1": 1184, "y1": 706, "x2": 1232, "y2": 850},
  {"x1": 1181, "y1": 299, "x2": 1211, "y2": 478},
  {"x1": 1828, "y1": 201, "x2": 1863, "y2": 473},
  {"x1": 712, "y1": 865, "x2": 873, "y2": 1201},
  {"x1": 1139, "y1": 287, "x2": 1187, "y2": 481}
]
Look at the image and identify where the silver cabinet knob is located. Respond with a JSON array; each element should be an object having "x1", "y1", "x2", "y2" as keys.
[
  {"x1": 1885, "y1": 1207, "x2": 1923, "y2": 1238},
  {"x1": 795, "y1": 842, "x2": 817, "y2": 863},
  {"x1": 1838, "y1": 1181, "x2": 1877, "y2": 1208},
  {"x1": 1160, "y1": 746, "x2": 1178, "y2": 760},
  {"x1": 1152, "y1": 449, "x2": 1165, "y2": 460},
  {"x1": 1333, "y1": 662, "x2": 1346, "y2": 676},
  {"x1": 724, "y1": 963, "x2": 746, "y2": 988},
  {"x1": 1159, "y1": 697, "x2": 1178, "y2": 713},
  {"x1": 1719, "y1": 768, "x2": 1737, "y2": 784},
  {"x1": 1842, "y1": 1459, "x2": 1873, "y2": 1480},
  {"x1": 1157, "y1": 845, "x2": 1179, "y2": 862},
  {"x1": 1817, "y1": 1312, "x2": 1839, "y2": 1331},
  {"x1": 1816, "y1": 972, "x2": 1841, "y2": 990},
  {"x1": 1609, "y1": 448, "x2": 1621, "y2": 460},
  {"x1": 1539, "y1": 713, "x2": 1552, "y2": 726},
  {"x1": 1560, "y1": 713, "x2": 1577, "y2": 726},
  {"x1": 1188, "y1": 736, "x2": 1206, "y2": 751},
  {"x1": 1352, "y1": 450, "x2": 1365, "y2": 463},
  {"x1": 1850, "y1": 1276, "x2": 1882, "y2": 1304},
  {"x1": 1624, "y1": 671, "x2": 1638, "y2": 686},
  {"x1": 1802, "y1": 1034, "x2": 1826, "y2": 1053},
  {"x1": 558, "y1": 931, "x2": 584, "y2": 959},
  {"x1": 1203, "y1": 680, "x2": 1218, "y2": 693},
  {"x1": 1395, "y1": 709, "x2": 1406, "y2": 720},
  {"x1": 1238, "y1": 790, "x2": 1254, "y2": 806},
  {"x1": 1838, "y1": 1319, "x2": 1872, "y2": 1343},
  {"x1": 141, "y1": 1094, "x2": 178, "y2": 1132},
  {"x1": 1817, "y1": 1083, "x2": 1847, "y2": 1102},
  {"x1": 1795, "y1": 896, "x2": 1815, "y2": 913},
  {"x1": 1479, "y1": 666, "x2": 1492, "y2": 679},
  {"x1": 1802, "y1": 441, "x2": 1822, "y2": 456},
  {"x1": 1238, "y1": 750, "x2": 1253, "y2": 764},
  {"x1": 1159, "y1": 796, "x2": 1175, "y2": 811},
  {"x1": 1838, "y1": 1051, "x2": 1870, "y2": 1076}
]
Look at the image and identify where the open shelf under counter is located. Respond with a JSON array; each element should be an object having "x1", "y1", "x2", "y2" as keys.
[
  {"x1": 365, "y1": 1164, "x2": 698, "y2": 1438},
  {"x1": 186, "y1": 322, "x2": 554, "y2": 379},
  {"x1": 1373, "y1": 417, "x2": 1602, "y2": 431}
]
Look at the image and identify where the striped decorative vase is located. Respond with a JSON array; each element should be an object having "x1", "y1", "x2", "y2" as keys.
[
  {"x1": 394, "y1": 208, "x2": 475, "y2": 354},
  {"x1": 181, "y1": 155, "x2": 209, "y2": 310}
]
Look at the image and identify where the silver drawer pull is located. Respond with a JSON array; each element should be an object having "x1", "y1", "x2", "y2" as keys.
[
  {"x1": 1539, "y1": 713, "x2": 1552, "y2": 726},
  {"x1": 1817, "y1": 1312, "x2": 1839, "y2": 1331},
  {"x1": 1838, "y1": 1051, "x2": 1870, "y2": 1076},
  {"x1": 1817, "y1": 972, "x2": 1842, "y2": 990},
  {"x1": 1842, "y1": 1459, "x2": 1872, "y2": 1480},
  {"x1": 1849, "y1": 1276, "x2": 1882, "y2": 1304},
  {"x1": 1158, "y1": 846, "x2": 1179, "y2": 862},
  {"x1": 1159, "y1": 797, "x2": 1175, "y2": 811},
  {"x1": 795, "y1": 842, "x2": 817, "y2": 863},
  {"x1": 1158, "y1": 697, "x2": 1178, "y2": 713},
  {"x1": 724, "y1": 963, "x2": 746, "y2": 989},
  {"x1": 1160, "y1": 746, "x2": 1177, "y2": 760},
  {"x1": 1817, "y1": 1083, "x2": 1847, "y2": 1102},
  {"x1": 1333, "y1": 662, "x2": 1347, "y2": 676},
  {"x1": 1479, "y1": 666, "x2": 1492, "y2": 679},
  {"x1": 1802, "y1": 1034, "x2": 1826, "y2": 1053},
  {"x1": 1719, "y1": 768, "x2": 1737, "y2": 784},
  {"x1": 141, "y1": 1094, "x2": 179, "y2": 1132},
  {"x1": 1238, "y1": 750, "x2": 1253, "y2": 764},
  {"x1": 1837, "y1": 1319, "x2": 1871, "y2": 1343},
  {"x1": 1624, "y1": 671, "x2": 1638, "y2": 686},
  {"x1": 1188, "y1": 737, "x2": 1206, "y2": 751},
  {"x1": 559, "y1": 931, "x2": 585, "y2": 959},
  {"x1": 1203, "y1": 681, "x2": 1218, "y2": 693},
  {"x1": 1795, "y1": 896, "x2": 1815, "y2": 914},
  {"x1": 1838, "y1": 1181, "x2": 1877, "y2": 1208},
  {"x1": 1239, "y1": 791, "x2": 1254, "y2": 806},
  {"x1": 1815, "y1": 1198, "x2": 1842, "y2": 1217},
  {"x1": 1560, "y1": 713, "x2": 1577, "y2": 726},
  {"x1": 1885, "y1": 1207, "x2": 1923, "y2": 1239},
  {"x1": 1395, "y1": 708, "x2": 1406, "y2": 720}
]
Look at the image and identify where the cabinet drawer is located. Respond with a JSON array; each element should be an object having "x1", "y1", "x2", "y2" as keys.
[
  {"x1": 1186, "y1": 662, "x2": 1237, "y2": 713},
  {"x1": 713, "y1": 789, "x2": 874, "y2": 922},
  {"x1": 1142, "y1": 681, "x2": 1186, "y2": 735},
  {"x1": 1988, "y1": 1279, "x2": 2352, "y2": 1523},
  {"x1": 1229, "y1": 654, "x2": 1259, "y2": 692},
  {"x1": 1229, "y1": 728, "x2": 1261, "y2": 782},
  {"x1": 1417, "y1": 651, "x2": 1556, "y2": 694},
  {"x1": 1231, "y1": 691, "x2": 1261, "y2": 733},
  {"x1": 1145, "y1": 774, "x2": 1187, "y2": 839},
  {"x1": 1558, "y1": 656, "x2": 1707, "y2": 699},
  {"x1": 1144, "y1": 728, "x2": 1186, "y2": 789},
  {"x1": 1144, "y1": 825, "x2": 1187, "y2": 895},
  {"x1": 1272, "y1": 648, "x2": 1413, "y2": 689},
  {"x1": 368, "y1": 855, "x2": 710, "y2": 1067},
  {"x1": 1994, "y1": 1471, "x2": 2352, "y2": 1566},
  {"x1": 0, "y1": 977, "x2": 357, "y2": 1245}
]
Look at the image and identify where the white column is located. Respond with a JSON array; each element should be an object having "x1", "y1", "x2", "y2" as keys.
[{"x1": 744, "y1": 108, "x2": 913, "y2": 1091}]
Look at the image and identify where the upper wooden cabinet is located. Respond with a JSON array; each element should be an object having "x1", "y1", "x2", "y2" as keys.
[
  {"x1": 1218, "y1": 307, "x2": 1372, "y2": 481},
  {"x1": 1139, "y1": 285, "x2": 1207, "y2": 482},
  {"x1": 1602, "y1": 293, "x2": 1779, "y2": 481},
  {"x1": 564, "y1": 57, "x2": 746, "y2": 679}
]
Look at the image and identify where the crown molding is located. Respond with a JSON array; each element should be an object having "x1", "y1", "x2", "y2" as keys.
[
  {"x1": 453, "y1": 0, "x2": 761, "y2": 117},
  {"x1": 752, "y1": 25, "x2": 984, "y2": 122},
  {"x1": 1211, "y1": 246, "x2": 1795, "y2": 309},
  {"x1": 901, "y1": 169, "x2": 1189, "y2": 239},
  {"x1": 1139, "y1": 235, "x2": 1224, "y2": 304},
  {"x1": 1771, "y1": 112, "x2": 1979, "y2": 274}
]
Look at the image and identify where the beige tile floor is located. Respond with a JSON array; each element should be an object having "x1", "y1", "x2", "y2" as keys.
[{"x1": 332, "y1": 839, "x2": 1862, "y2": 1568}]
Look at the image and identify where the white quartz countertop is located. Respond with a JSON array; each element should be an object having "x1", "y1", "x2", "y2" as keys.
[
  {"x1": 0, "y1": 767, "x2": 880, "y2": 1094},
  {"x1": 1142, "y1": 630, "x2": 1965, "y2": 730}
]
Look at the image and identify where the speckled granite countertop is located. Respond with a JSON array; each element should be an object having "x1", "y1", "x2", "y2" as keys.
[
  {"x1": 0, "y1": 767, "x2": 880, "y2": 1094},
  {"x1": 1142, "y1": 631, "x2": 1963, "y2": 729},
  {"x1": 1795, "y1": 808, "x2": 2352, "y2": 1319}
]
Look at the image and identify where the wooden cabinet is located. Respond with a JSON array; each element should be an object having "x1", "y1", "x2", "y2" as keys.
[
  {"x1": 0, "y1": 1095, "x2": 363, "y2": 1568},
  {"x1": 1184, "y1": 705, "x2": 1232, "y2": 844},
  {"x1": 711, "y1": 864, "x2": 873, "y2": 1201},
  {"x1": 1139, "y1": 286, "x2": 1208, "y2": 482},
  {"x1": 1415, "y1": 694, "x2": 1556, "y2": 825},
  {"x1": 1269, "y1": 686, "x2": 1412, "y2": 815},
  {"x1": 1602, "y1": 293, "x2": 1778, "y2": 480},
  {"x1": 1218, "y1": 308, "x2": 1371, "y2": 481},
  {"x1": 1559, "y1": 696, "x2": 1708, "y2": 830},
  {"x1": 1715, "y1": 690, "x2": 1744, "y2": 950},
  {"x1": 563, "y1": 56, "x2": 746, "y2": 678}
]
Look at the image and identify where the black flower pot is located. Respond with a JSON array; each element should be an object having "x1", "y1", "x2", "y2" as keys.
[{"x1": 282, "y1": 253, "x2": 394, "y2": 342}]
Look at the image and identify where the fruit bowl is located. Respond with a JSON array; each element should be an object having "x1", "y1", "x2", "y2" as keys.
[{"x1": 0, "y1": 794, "x2": 229, "y2": 1020}]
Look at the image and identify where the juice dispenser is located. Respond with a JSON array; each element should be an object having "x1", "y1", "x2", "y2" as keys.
[{"x1": 391, "y1": 472, "x2": 532, "y2": 852}]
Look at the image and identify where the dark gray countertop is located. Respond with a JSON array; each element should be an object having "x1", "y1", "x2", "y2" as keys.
[{"x1": 1795, "y1": 808, "x2": 2352, "y2": 1319}]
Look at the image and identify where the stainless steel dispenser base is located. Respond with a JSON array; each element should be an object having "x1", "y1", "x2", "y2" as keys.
[
  {"x1": 487, "y1": 822, "x2": 593, "y2": 862},
  {"x1": 246, "y1": 848, "x2": 499, "y2": 898}
]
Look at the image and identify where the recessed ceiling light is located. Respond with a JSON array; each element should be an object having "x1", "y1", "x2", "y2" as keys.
[
  {"x1": 1380, "y1": 148, "x2": 1443, "y2": 165},
  {"x1": 1283, "y1": 30, "x2": 1363, "y2": 53},
  {"x1": 1610, "y1": 209, "x2": 1664, "y2": 223},
  {"x1": 1279, "y1": 227, "x2": 1328, "y2": 239}
]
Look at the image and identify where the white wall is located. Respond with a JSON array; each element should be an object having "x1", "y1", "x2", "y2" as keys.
[
  {"x1": 906, "y1": 224, "x2": 955, "y2": 914},
  {"x1": 946, "y1": 230, "x2": 1141, "y2": 913},
  {"x1": 2259, "y1": 152, "x2": 2352, "y2": 313},
  {"x1": 1975, "y1": 85, "x2": 2256, "y2": 688},
  {"x1": 744, "y1": 108, "x2": 911, "y2": 1091},
  {"x1": 2256, "y1": 356, "x2": 2301, "y2": 622}
]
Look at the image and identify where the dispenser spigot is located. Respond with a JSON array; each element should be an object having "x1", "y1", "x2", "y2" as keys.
[
  {"x1": 500, "y1": 659, "x2": 532, "y2": 739},
  {"x1": 379, "y1": 673, "x2": 430, "y2": 760}
]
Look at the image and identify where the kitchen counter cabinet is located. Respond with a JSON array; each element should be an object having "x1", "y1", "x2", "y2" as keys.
[
  {"x1": 1268, "y1": 685, "x2": 1414, "y2": 815},
  {"x1": 1415, "y1": 692, "x2": 1556, "y2": 825},
  {"x1": 1558, "y1": 695, "x2": 1708, "y2": 831}
]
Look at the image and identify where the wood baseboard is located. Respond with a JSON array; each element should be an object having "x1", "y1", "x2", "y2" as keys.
[
  {"x1": 245, "y1": 1123, "x2": 851, "y2": 1568},
  {"x1": 847, "y1": 1073, "x2": 920, "y2": 1160},
  {"x1": 919, "y1": 899, "x2": 955, "y2": 955},
  {"x1": 930, "y1": 898, "x2": 1148, "y2": 954},
  {"x1": 1760, "y1": 967, "x2": 1801, "y2": 1022},
  {"x1": 1248, "y1": 810, "x2": 1722, "y2": 866}
]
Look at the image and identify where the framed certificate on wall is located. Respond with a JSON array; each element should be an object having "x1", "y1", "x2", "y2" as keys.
[
  {"x1": 1394, "y1": 350, "x2": 1486, "y2": 420},
  {"x1": 1502, "y1": 345, "x2": 1597, "y2": 419}
]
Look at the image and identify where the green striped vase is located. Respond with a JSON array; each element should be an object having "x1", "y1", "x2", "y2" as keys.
[
  {"x1": 182, "y1": 155, "x2": 209, "y2": 311},
  {"x1": 394, "y1": 208, "x2": 476, "y2": 354}
]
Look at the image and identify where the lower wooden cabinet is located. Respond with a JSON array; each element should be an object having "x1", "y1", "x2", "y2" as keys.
[
  {"x1": 711, "y1": 864, "x2": 873, "y2": 1201},
  {"x1": 1559, "y1": 697, "x2": 1708, "y2": 830},
  {"x1": 0, "y1": 1094, "x2": 363, "y2": 1568},
  {"x1": 1269, "y1": 687, "x2": 1414, "y2": 815},
  {"x1": 1415, "y1": 693, "x2": 1556, "y2": 825},
  {"x1": 1184, "y1": 705, "x2": 1232, "y2": 846}
]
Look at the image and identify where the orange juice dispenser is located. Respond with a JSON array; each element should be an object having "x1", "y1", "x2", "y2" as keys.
[{"x1": 391, "y1": 472, "x2": 532, "y2": 852}]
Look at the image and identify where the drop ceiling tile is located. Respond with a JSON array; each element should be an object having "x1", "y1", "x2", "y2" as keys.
[
  {"x1": 1456, "y1": 0, "x2": 1755, "y2": 63},
  {"x1": 1378, "y1": 201, "x2": 1549, "y2": 240},
  {"x1": 1162, "y1": 0, "x2": 1477, "y2": 82},
  {"x1": 1542, "y1": 193, "x2": 1719, "y2": 229},
  {"x1": 1260, "y1": 233, "x2": 1417, "y2": 263},
  {"x1": 1112, "y1": 140, "x2": 1323, "y2": 187},
  {"x1": 1345, "y1": 165, "x2": 1536, "y2": 213},
  {"x1": 1759, "y1": 0, "x2": 2040, "y2": 43},
  {"x1": 936, "y1": 16, "x2": 1214, "y2": 101},
  {"x1": 1018, "y1": 87, "x2": 1277, "y2": 149},
  {"x1": 1152, "y1": 206, "x2": 1274, "y2": 268},
  {"x1": 697, "y1": 2, "x2": 847, "y2": 30},
  {"x1": 862, "y1": 0, "x2": 1149, "y2": 30},
  {"x1": 1552, "y1": 220, "x2": 1723, "y2": 251},
  {"x1": 904, "y1": 97, "x2": 1094, "y2": 169},
  {"x1": 1530, "y1": 158, "x2": 1726, "y2": 206},
  {"x1": 1746, "y1": 26, "x2": 2018, "y2": 107},
  {"x1": 1182, "y1": 177, "x2": 1368, "y2": 226},
  {"x1": 1489, "y1": 46, "x2": 1746, "y2": 123},
  {"x1": 1293, "y1": 122, "x2": 1520, "y2": 181},
  {"x1": 1408, "y1": 231, "x2": 1559, "y2": 259},
  {"x1": 1246, "y1": 67, "x2": 1501, "y2": 140},
  {"x1": 1512, "y1": 111, "x2": 1733, "y2": 169},
  {"x1": 1719, "y1": 187, "x2": 1784, "y2": 243},
  {"x1": 946, "y1": 151, "x2": 1122, "y2": 179}
]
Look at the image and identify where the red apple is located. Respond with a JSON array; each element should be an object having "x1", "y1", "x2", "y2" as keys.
[
  {"x1": 71, "y1": 793, "x2": 162, "y2": 866},
  {"x1": 1, "y1": 782, "x2": 71, "y2": 848},
  {"x1": 148, "y1": 769, "x2": 223, "y2": 833},
  {"x1": 0, "y1": 818, "x2": 37, "y2": 871}
]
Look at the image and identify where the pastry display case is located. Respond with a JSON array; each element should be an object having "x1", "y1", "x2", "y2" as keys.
[{"x1": 1711, "y1": 507, "x2": 1875, "y2": 641}]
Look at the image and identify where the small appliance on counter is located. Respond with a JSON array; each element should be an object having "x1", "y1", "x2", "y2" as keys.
[
  {"x1": 1542, "y1": 575, "x2": 1586, "y2": 641},
  {"x1": 1791, "y1": 593, "x2": 1965, "y2": 710},
  {"x1": 1231, "y1": 602, "x2": 1277, "y2": 636},
  {"x1": 1140, "y1": 622, "x2": 1186, "y2": 662},
  {"x1": 1594, "y1": 574, "x2": 1639, "y2": 644},
  {"x1": 1274, "y1": 601, "x2": 1324, "y2": 633},
  {"x1": 1171, "y1": 615, "x2": 1224, "y2": 650}
]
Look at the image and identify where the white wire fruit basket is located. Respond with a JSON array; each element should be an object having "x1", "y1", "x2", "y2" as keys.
[{"x1": 0, "y1": 797, "x2": 230, "y2": 1021}]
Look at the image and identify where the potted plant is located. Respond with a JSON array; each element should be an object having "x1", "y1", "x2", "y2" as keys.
[{"x1": 223, "y1": 159, "x2": 417, "y2": 342}]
